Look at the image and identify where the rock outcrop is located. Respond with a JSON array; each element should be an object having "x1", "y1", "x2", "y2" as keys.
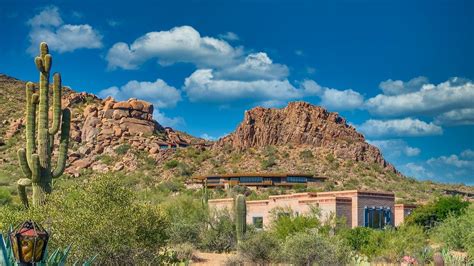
[{"x1": 216, "y1": 102, "x2": 395, "y2": 172}]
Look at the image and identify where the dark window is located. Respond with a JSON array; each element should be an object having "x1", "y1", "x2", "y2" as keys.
[
  {"x1": 287, "y1": 176, "x2": 307, "y2": 183},
  {"x1": 253, "y1": 217, "x2": 263, "y2": 229},
  {"x1": 364, "y1": 207, "x2": 392, "y2": 228},
  {"x1": 240, "y1": 177, "x2": 263, "y2": 183}
]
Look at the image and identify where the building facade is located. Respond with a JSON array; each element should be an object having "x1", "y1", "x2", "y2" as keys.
[
  {"x1": 209, "y1": 190, "x2": 414, "y2": 229},
  {"x1": 193, "y1": 173, "x2": 326, "y2": 189}
]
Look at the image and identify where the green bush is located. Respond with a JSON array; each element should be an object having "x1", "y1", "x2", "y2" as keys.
[
  {"x1": 270, "y1": 207, "x2": 320, "y2": 240},
  {"x1": 114, "y1": 144, "x2": 131, "y2": 155},
  {"x1": 199, "y1": 209, "x2": 236, "y2": 252},
  {"x1": 0, "y1": 174, "x2": 169, "y2": 264},
  {"x1": 405, "y1": 196, "x2": 469, "y2": 229},
  {"x1": 281, "y1": 231, "x2": 350, "y2": 265},
  {"x1": 238, "y1": 231, "x2": 280, "y2": 264},
  {"x1": 164, "y1": 159, "x2": 179, "y2": 169},
  {"x1": 377, "y1": 225, "x2": 428, "y2": 263},
  {"x1": 341, "y1": 226, "x2": 374, "y2": 252},
  {"x1": 261, "y1": 156, "x2": 276, "y2": 170},
  {"x1": 162, "y1": 195, "x2": 207, "y2": 245},
  {"x1": 299, "y1": 149, "x2": 314, "y2": 161},
  {"x1": 433, "y1": 205, "x2": 474, "y2": 258},
  {"x1": 0, "y1": 187, "x2": 12, "y2": 205}
]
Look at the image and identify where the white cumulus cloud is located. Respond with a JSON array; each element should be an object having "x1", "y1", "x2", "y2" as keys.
[
  {"x1": 368, "y1": 139, "x2": 421, "y2": 158},
  {"x1": 99, "y1": 78, "x2": 181, "y2": 109},
  {"x1": 27, "y1": 6, "x2": 102, "y2": 54},
  {"x1": 106, "y1": 25, "x2": 242, "y2": 70},
  {"x1": 434, "y1": 108, "x2": 474, "y2": 126},
  {"x1": 366, "y1": 77, "x2": 474, "y2": 117},
  {"x1": 218, "y1": 31, "x2": 239, "y2": 41},
  {"x1": 378, "y1": 76, "x2": 429, "y2": 95},
  {"x1": 183, "y1": 69, "x2": 302, "y2": 102},
  {"x1": 214, "y1": 52, "x2": 289, "y2": 81},
  {"x1": 358, "y1": 118, "x2": 443, "y2": 137}
]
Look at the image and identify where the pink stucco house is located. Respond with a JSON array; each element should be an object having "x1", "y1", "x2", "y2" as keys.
[{"x1": 209, "y1": 190, "x2": 416, "y2": 229}]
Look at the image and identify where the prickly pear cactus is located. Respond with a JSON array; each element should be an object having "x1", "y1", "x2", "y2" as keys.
[
  {"x1": 235, "y1": 194, "x2": 247, "y2": 242},
  {"x1": 17, "y1": 42, "x2": 70, "y2": 207}
]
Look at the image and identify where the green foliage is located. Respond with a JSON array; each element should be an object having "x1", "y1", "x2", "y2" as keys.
[
  {"x1": 433, "y1": 205, "x2": 474, "y2": 258},
  {"x1": 162, "y1": 195, "x2": 207, "y2": 245},
  {"x1": 325, "y1": 153, "x2": 335, "y2": 163},
  {"x1": 270, "y1": 207, "x2": 320, "y2": 240},
  {"x1": 0, "y1": 188, "x2": 12, "y2": 206},
  {"x1": 164, "y1": 159, "x2": 179, "y2": 169},
  {"x1": 405, "y1": 196, "x2": 469, "y2": 229},
  {"x1": 341, "y1": 226, "x2": 373, "y2": 252},
  {"x1": 0, "y1": 174, "x2": 169, "y2": 264},
  {"x1": 260, "y1": 156, "x2": 276, "y2": 170},
  {"x1": 238, "y1": 231, "x2": 280, "y2": 264},
  {"x1": 281, "y1": 231, "x2": 351, "y2": 265},
  {"x1": 200, "y1": 209, "x2": 236, "y2": 253},
  {"x1": 299, "y1": 149, "x2": 314, "y2": 161},
  {"x1": 341, "y1": 225, "x2": 428, "y2": 263},
  {"x1": 114, "y1": 144, "x2": 130, "y2": 155}
]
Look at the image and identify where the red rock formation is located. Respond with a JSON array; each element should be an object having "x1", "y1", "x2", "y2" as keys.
[{"x1": 216, "y1": 102, "x2": 396, "y2": 172}]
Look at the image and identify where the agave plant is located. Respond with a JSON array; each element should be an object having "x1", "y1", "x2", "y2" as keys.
[{"x1": 1, "y1": 232, "x2": 95, "y2": 266}]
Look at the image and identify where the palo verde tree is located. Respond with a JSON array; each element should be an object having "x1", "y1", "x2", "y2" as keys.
[{"x1": 17, "y1": 42, "x2": 70, "y2": 207}]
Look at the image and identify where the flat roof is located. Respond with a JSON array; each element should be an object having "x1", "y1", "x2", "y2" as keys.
[
  {"x1": 316, "y1": 190, "x2": 395, "y2": 197},
  {"x1": 193, "y1": 173, "x2": 327, "y2": 180}
]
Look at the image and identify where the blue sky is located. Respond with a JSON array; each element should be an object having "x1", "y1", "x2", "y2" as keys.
[{"x1": 1, "y1": 0, "x2": 473, "y2": 184}]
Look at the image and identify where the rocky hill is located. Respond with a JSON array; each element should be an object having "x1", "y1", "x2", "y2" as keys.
[{"x1": 215, "y1": 102, "x2": 395, "y2": 172}]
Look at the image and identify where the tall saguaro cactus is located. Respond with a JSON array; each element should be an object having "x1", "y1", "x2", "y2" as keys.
[
  {"x1": 235, "y1": 194, "x2": 247, "y2": 243},
  {"x1": 17, "y1": 42, "x2": 70, "y2": 207}
]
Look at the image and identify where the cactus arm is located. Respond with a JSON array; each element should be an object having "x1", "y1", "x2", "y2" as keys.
[
  {"x1": 25, "y1": 82, "x2": 37, "y2": 167},
  {"x1": 17, "y1": 178, "x2": 32, "y2": 208},
  {"x1": 48, "y1": 73, "x2": 62, "y2": 134},
  {"x1": 52, "y1": 108, "x2": 70, "y2": 178},
  {"x1": 31, "y1": 154, "x2": 40, "y2": 183},
  {"x1": 17, "y1": 149, "x2": 32, "y2": 178}
]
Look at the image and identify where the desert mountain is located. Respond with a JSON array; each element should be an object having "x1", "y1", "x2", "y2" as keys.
[{"x1": 215, "y1": 102, "x2": 395, "y2": 172}]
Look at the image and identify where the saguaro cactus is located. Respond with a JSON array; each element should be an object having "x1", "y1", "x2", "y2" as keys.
[
  {"x1": 235, "y1": 194, "x2": 247, "y2": 242},
  {"x1": 201, "y1": 179, "x2": 209, "y2": 207},
  {"x1": 17, "y1": 42, "x2": 70, "y2": 207}
]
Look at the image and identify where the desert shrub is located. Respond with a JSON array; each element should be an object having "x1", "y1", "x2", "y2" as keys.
[
  {"x1": 157, "y1": 180, "x2": 185, "y2": 193},
  {"x1": 325, "y1": 153, "x2": 335, "y2": 163},
  {"x1": 0, "y1": 174, "x2": 169, "y2": 264},
  {"x1": 0, "y1": 187, "x2": 12, "y2": 205},
  {"x1": 281, "y1": 231, "x2": 351, "y2": 265},
  {"x1": 405, "y1": 196, "x2": 469, "y2": 229},
  {"x1": 299, "y1": 149, "x2": 314, "y2": 161},
  {"x1": 238, "y1": 231, "x2": 280, "y2": 264},
  {"x1": 433, "y1": 205, "x2": 474, "y2": 257},
  {"x1": 376, "y1": 225, "x2": 428, "y2": 263},
  {"x1": 162, "y1": 195, "x2": 207, "y2": 245},
  {"x1": 261, "y1": 156, "x2": 276, "y2": 170},
  {"x1": 270, "y1": 206, "x2": 321, "y2": 240},
  {"x1": 114, "y1": 143, "x2": 130, "y2": 155},
  {"x1": 168, "y1": 243, "x2": 195, "y2": 263},
  {"x1": 199, "y1": 209, "x2": 236, "y2": 252},
  {"x1": 341, "y1": 226, "x2": 374, "y2": 252},
  {"x1": 164, "y1": 159, "x2": 179, "y2": 169},
  {"x1": 177, "y1": 162, "x2": 194, "y2": 176}
]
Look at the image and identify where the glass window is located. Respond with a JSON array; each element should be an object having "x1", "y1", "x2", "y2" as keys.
[
  {"x1": 240, "y1": 177, "x2": 263, "y2": 183},
  {"x1": 364, "y1": 207, "x2": 392, "y2": 228},
  {"x1": 253, "y1": 217, "x2": 263, "y2": 229},
  {"x1": 287, "y1": 176, "x2": 307, "y2": 183}
]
